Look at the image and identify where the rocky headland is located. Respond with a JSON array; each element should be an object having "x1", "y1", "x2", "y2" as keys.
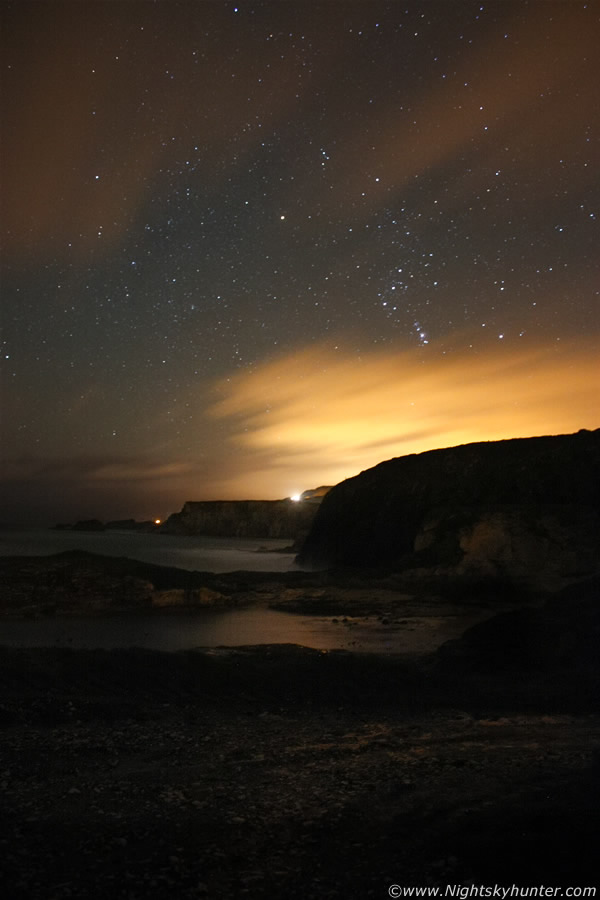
[
  {"x1": 160, "y1": 498, "x2": 320, "y2": 541},
  {"x1": 297, "y1": 428, "x2": 600, "y2": 591}
]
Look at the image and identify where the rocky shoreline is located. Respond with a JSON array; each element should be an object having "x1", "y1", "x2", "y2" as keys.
[
  {"x1": 0, "y1": 549, "x2": 543, "y2": 620},
  {"x1": 1, "y1": 554, "x2": 599, "y2": 896}
]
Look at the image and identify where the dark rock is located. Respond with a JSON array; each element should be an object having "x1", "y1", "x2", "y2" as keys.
[
  {"x1": 70, "y1": 519, "x2": 106, "y2": 532},
  {"x1": 105, "y1": 519, "x2": 158, "y2": 532},
  {"x1": 436, "y1": 576, "x2": 600, "y2": 675},
  {"x1": 297, "y1": 429, "x2": 600, "y2": 589}
]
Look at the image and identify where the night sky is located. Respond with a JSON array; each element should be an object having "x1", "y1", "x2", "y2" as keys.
[{"x1": 1, "y1": 1, "x2": 599, "y2": 525}]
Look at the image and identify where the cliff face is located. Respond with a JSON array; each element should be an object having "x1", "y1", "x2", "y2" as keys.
[
  {"x1": 160, "y1": 499, "x2": 318, "y2": 540},
  {"x1": 297, "y1": 429, "x2": 600, "y2": 589}
]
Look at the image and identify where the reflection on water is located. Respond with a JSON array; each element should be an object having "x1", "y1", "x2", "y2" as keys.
[
  {"x1": 0, "y1": 530, "x2": 460, "y2": 654},
  {"x1": 0, "y1": 608, "x2": 422, "y2": 654},
  {"x1": 0, "y1": 529, "x2": 298, "y2": 573}
]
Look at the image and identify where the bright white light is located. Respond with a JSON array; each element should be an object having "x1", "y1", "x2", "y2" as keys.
[{"x1": 290, "y1": 493, "x2": 301, "y2": 502}]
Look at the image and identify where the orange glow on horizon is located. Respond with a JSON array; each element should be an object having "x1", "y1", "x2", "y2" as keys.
[{"x1": 207, "y1": 337, "x2": 599, "y2": 498}]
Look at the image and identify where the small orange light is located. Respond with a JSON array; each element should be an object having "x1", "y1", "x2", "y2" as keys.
[{"x1": 154, "y1": 518, "x2": 161, "y2": 525}]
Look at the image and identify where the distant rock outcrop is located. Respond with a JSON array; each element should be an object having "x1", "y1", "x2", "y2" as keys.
[
  {"x1": 160, "y1": 499, "x2": 319, "y2": 540},
  {"x1": 297, "y1": 429, "x2": 600, "y2": 589},
  {"x1": 70, "y1": 519, "x2": 106, "y2": 532},
  {"x1": 104, "y1": 519, "x2": 158, "y2": 532},
  {"x1": 53, "y1": 519, "x2": 157, "y2": 533}
]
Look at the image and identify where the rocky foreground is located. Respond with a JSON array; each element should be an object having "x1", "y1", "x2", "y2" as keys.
[{"x1": 1, "y1": 569, "x2": 599, "y2": 898}]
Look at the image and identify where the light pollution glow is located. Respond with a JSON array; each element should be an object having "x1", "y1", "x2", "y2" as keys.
[
  {"x1": 1, "y1": 337, "x2": 597, "y2": 524},
  {"x1": 207, "y1": 337, "x2": 599, "y2": 499}
]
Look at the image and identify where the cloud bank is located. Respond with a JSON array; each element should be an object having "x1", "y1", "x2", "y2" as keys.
[{"x1": 208, "y1": 338, "x2": 599, "y2": 497}]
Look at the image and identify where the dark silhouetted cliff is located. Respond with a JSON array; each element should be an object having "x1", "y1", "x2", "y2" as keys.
[
  {"x1": 160, "y1": 499, "x2": 318, "y2": 539},
  {"x1": 297, "y1": 429, "x2": 600, "y2": 589}
]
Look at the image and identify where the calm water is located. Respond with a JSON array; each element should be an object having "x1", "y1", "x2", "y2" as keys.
[
  {"x1": 0, "y1": 529, "x2": 449, "y2": 654},
  {"x1": 0, "y1": 608, "x2": 416, "y2": 654},
  {"x1": 0, "y1": 528, "x2": 298, "y2": 573}
]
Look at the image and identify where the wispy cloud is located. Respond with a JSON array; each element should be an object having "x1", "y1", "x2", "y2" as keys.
[{"x1": 208, "y1": 337, "x2": 599, "y2": 496}]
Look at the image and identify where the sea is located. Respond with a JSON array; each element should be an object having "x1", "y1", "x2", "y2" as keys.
[
  {"x1": 0, "y1": 528, "x2": 395, "y2": 653},
  {"x1": 0, "y1": 528, "x2": 435, "y2": 654},
  {"x1": 0, "y1": 528, "x2": 298, "y2": 573}
]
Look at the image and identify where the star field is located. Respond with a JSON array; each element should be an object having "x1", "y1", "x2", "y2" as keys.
[{"x1": 1, "y1": 1, "x2": 599, "y2": 522}]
